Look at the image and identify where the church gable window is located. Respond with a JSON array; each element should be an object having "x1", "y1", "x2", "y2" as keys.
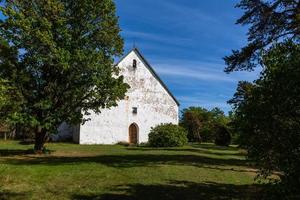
[
  {"x1": 132, "y1": 107, "x2": 137, "y2": 114},
  {"x1": 133, "y1": 59, "x2": 137, "y2": 69}
]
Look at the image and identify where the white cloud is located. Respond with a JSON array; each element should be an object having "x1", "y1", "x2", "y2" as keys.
[
  {"x1": 122, "y1": 30, "x2": 193, "y2": 47},
  {"x1": 150, "y1": 60, "x2": 259, "y2": 83},
  {"x1": 177, "y1": 96, "x2": 231, "y2": 110},
  {"x1": 155, "y1": 64, "x2": 234, "y2": 82}
]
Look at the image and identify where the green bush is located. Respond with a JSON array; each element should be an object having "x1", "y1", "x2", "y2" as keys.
[
  {"x1": 148, "y1": 124, "x2": 188, "y2": 147},
  {"x1": 214, "y1": 125, "x2": 231, "y2": 146}
]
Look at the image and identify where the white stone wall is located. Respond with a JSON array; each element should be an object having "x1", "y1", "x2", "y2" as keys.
[{"x1": 79, "y1": 50, "x2": 179, "y2": 144}]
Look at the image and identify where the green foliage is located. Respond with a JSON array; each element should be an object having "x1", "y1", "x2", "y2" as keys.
[
  {"x1": 181, "y1": 107, "x2": 230, "y2": 143},
  {"x1": 148, "y1": 124, "x2": 188, "y2": 147},
  {"x1": 229, "y1": 41, "x2": 300, "y2": 194},
  {"x1": 180, "y1": 107, "x2": 205, "y2": 142},
  {"x1": 214, "y1": 125, "x2": 231, "y2": 147},
  {"x1": 0, "y1": 0, "x2": 128, "y2": 150},
  {"x1": 226, "y1": 111, "x2": 242, "y2": 145},
  {"x1": 224, "y1": 0, "x2": 300, "y2": 72}
]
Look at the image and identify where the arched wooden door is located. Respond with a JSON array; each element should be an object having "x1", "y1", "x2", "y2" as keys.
[{"x1": 129, "y1": 123, "x2": 138, "y2": 144}]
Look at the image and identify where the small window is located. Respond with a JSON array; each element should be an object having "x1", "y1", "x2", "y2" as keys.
[
  {"x1": 133, "y1": 59, "x2": 137, "y2": 69},
  {"x1": 132, "y1": 107, "x2": 137, "y2": 114}
]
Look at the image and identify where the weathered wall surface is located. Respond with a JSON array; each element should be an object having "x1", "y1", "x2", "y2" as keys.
[{"x1": 79, "y1": 50, "x2": 179, "y2": 144}]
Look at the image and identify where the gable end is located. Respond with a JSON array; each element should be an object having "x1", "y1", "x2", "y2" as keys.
[{"x1": 116, "y1": 48, "x2": 180, "y2": 106}]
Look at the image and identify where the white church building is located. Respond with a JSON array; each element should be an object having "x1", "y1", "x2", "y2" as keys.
[{"x1": 58, "y1": 48, "x2": 179, "y2": 144}]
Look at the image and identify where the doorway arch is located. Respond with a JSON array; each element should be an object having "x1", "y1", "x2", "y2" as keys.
[{"x1": 129, "y1": 123, "x2": 139, "y2": 144}]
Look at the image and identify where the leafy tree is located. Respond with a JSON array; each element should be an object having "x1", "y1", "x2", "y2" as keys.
[
  {"x1": 181, "y1": 108, "x2": 204, "y2": 142},
  {"x1": 224, "y1": 0, "x2": 300, "y2": 72},
  {"x1": 227, "y1": 110, "x2": 243, "y2": 145},
  {"x1": 181, "y1": 107, "x2": 230, "y2": 143},
  {"x1": 0, "y1": 0, "x2": 128, "y2": 151},
  {"x1": 227, "y1": 82, "x2": 255, "y2": 146},
  {"x1": 210, "y1": 107, "x2": 229, "y2": 126},
  {"x1": 229, "y1": 41, "x2": 300, "y2": 195},
  {"x1": 0, "y1": 39, "x2": 24, "y2": 130},
  {"x1": 214, "y1": 125, "x2": 231, "y2": 147}
]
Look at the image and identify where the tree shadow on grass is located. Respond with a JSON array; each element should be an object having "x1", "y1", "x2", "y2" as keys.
[
  {"x1": 18, "y1": 140, "x2": 35, "y2": 145},
  {"x1": 191, "y1": 143, "x2": 240, "y2": 151},
  {"x1": 2, "y1": 153, "x2": 256, "y2": 173},
  {"x1": 126, "y1": 147, "x2": 247, "y2": 157},
  {"x1": 127, "y1": 143, "x2": 246, "y2": 157},
  {"x1": 0, "y1": 189, "x2": 28, "y2": 200},
  {"x1": 0, "y1": 149, "x2": 34, "y2": 156},
  {"x1": 72, "y1": 181, "x2": 274, "y2": 200}
]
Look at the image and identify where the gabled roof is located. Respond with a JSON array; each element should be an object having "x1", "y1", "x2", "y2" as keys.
[{"x1": 115, "y1": 48, "x2": 180, "y2": 106}]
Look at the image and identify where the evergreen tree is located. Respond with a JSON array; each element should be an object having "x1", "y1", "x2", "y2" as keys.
[{"x1": 224, "y1": 0, "x2": 300, "y2": 72}]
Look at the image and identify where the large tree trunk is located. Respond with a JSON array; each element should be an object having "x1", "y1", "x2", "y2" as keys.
[{"x1": 34, "y1": 127, "x2": 47, "y2": 152}]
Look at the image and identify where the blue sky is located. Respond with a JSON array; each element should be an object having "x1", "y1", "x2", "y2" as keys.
[{"x1": 115, "y1": 0, "x2": 260, "y2": 113}]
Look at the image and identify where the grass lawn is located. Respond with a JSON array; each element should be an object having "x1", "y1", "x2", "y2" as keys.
[{"x1": 0, "y1": 140, "x2": 269, "y2": 200}]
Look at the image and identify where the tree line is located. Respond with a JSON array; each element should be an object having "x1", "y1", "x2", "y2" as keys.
[{"x1": 180, "y1": 107, "x2": 233, "y2": 146}]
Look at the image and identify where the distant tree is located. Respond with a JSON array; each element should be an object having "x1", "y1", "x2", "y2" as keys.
[
  {"x1": 0, "y1": 0, "x2": 129, "y2": 151},
  {"x1": 181, "y1": 109, "x2": 203, "y2": 142},
  {"x1": 224, "y1": 0, "x2": 300, "y2": 72},
  {"x1": 229, "y1": 41, "x2": 300, "y2": 195},
  {"x1": 181, "y1": 107, "x2": 230, "y2": 143},
  {"x1": 210, "y1": 107, "x2": 229, "y2": 126},
  {"x1": 214, "y1": 125, "x2": 231, "y2": 147}
]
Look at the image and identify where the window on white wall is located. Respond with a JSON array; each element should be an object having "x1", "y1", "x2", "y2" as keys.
[
  {"x1": 132, "y1": 107, "x2": 137, "y2": 114},
  {"x1": 133, "y1": 59, "x2": 137, "y2": 69}
]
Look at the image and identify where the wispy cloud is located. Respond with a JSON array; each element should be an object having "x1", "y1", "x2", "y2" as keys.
[
  {"x1": 160, "y1": 1, "x2": 219, "y2": 24},
  {"x1": 177, "y1": 96, "x2": 231, "y2": 110},
  {"x1": 122, "y1": 30, "x2": 193, "y2": 47},
  {"x1": 151, "y1": 60, "x2": 259, "y2": 83},
  {"x1": 154, "y1": 64, "x2": 234, "y2": 82}
]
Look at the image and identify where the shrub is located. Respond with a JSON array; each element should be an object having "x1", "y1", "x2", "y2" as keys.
[
  {"x1": 148, "y1": 124, "x2": 188, "y2": 147},
  {"x1": 214, "y1": 125, "x2": 231, "y2": 146}
]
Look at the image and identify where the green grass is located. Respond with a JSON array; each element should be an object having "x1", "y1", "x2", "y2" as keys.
[{"x1": 0, "y1": 140, "x2": 269, "y2": 200}]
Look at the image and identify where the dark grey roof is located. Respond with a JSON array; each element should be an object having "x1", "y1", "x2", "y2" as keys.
[{"x1": 115, "y1": 48, "x2": 180, "y2": 106}]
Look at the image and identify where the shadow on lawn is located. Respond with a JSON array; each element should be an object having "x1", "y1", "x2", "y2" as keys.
[
  {"x1": 2, "y1": 153, "x2": 255, "y2": 173},
  {"x1": 191, "y1": 143, "x2": 240, "y2": 151},
  {"x1": 0, "y1": 189, "x2": 28, "y2": 200},
  {"x1": 126, "y1": 147, "x2": 246, "y2": 157},
  {"x1": 126, "y1": 143, "x2": 246, "y2": 156},
  {"x1": 72, "y1": 181, "x2": 273, "y2": 200},
  {"x1": 0, "y1": 149, "x2": 34, "y2": 156}
]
